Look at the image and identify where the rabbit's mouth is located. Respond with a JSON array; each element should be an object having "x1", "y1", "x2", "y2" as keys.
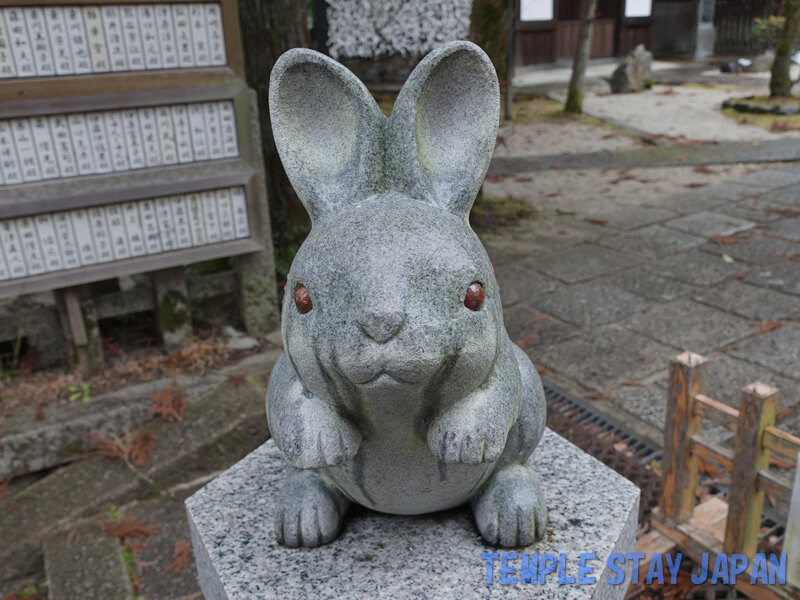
[{"x1": 350, "y1": 368, "x2": 419, "y2": 386}]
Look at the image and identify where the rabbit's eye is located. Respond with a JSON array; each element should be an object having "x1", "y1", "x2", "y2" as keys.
[
  {"x1": 464, "y1": 282, "x2": 484, "y2": 311},
  {"x1": 294, "y1": 285, "x2": 313, "y2": 314}
]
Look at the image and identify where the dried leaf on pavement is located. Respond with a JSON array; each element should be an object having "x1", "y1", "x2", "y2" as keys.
[{"x1": 165, "y1": 540, "x2": 193, "y2": 574}]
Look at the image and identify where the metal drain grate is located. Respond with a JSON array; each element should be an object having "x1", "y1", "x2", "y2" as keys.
[{"x1": 542, "y1": 378, "x2": 663, "y2": 467}]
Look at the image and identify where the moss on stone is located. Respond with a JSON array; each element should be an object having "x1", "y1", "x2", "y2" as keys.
[{"x1": 158, "y1": 290, "x2": 190, "y2": 333}]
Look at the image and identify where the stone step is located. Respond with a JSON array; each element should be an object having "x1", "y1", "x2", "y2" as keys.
[
  {"x1": 0, "y1": 373, "x2": 223, "y2": 481},
  {"x1": 44, "y1": 521, "x2": 134, "y2": 600},
  {"x1": 0, "y1": 365, "x2": 274, "y2": 586},
  {"x1": 0, "y1": 347, "x2": 280, "y2": 481}
]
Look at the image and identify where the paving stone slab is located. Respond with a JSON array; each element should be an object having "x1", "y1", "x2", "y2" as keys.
[
  {"x1": 664, "y1": 211, "x2": 756, "y2": 238},
  {"x1": 699, "y1": 352, "x2": 800, "y2": 412},
  {"x1": 482, "y1": 238, "x2": 549, "y2": 267},
  {"x1": 0, "y1": 374, "x2": 223, "y2": 481},
  {"x1": 44, "y1": 521, "x2": 133, "y2": 600},
  {"x1": 536, "y1": 282, "x2": 651, "y2": 326},
  {"x1": 607, "y1": 267, "x2": 695, "y2": 303},
  {"x1": 647, "y1": 183, "x2": 759, "y2": 214},
  {"x1": 703, "y1": 236, "x2": 800, "y2": 265},
  {"x1": 503, "y1": 303, "x2": 578, "y2": 348},
  {"x1": 597, "y1": 225, "x2": 705, "y2": 258},
  {"x1": 693, "y1": 280, "x2": 800, "y2": 321},
  {"x1": 530, "y1": 244, "x2": 639, "y2": 284},
  {"x1": 715, "y1": 196, "x2": 792, "y2": 224},
  {"x1": 495, "y1": 262, "x2": 559, "y2": 306},
  {"x1": 0, "y1": 378, "x2": 269, "y2": 585},
  {"x1": 611, "y1": 384, "x2": 730, "y2": 444},
  {"x1": 760, "y1": 186, "x2": 800, "y2": 209},
  {"x1": 587, "y1": 206, "x2": 678, "y2": 231},
  {"x1": 539, "y1": 324, "x2": 675, "y2": 393},
  {"x1": 513, "y1": 218, "x2": 610, "y2": 250},
  {"x1": 126, "y1": 490, "x2": 203, "y2": 600},
  {"x1": 622, "y1": 299, "x2": 753, "y2": 353},
  {"x1": 749, "y1": 262, "x2": 800, "y2": 296},
  {"x1": 729, "y1": 322, "x2": 800, "y2": 379},
  {"x1": 767, "y1": 218, "x2": 800, "y2": 242},
  {"x1": 644, "y1": 249, "x2": 744, "y2": 286},
  {"x1": 733, "y1": 169, "x2": 800, "y2": 189}
]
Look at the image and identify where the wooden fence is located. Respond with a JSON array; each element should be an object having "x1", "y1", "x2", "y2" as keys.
[{"x1": 653, "y1": 351, "x2": 800, "y2": 600}]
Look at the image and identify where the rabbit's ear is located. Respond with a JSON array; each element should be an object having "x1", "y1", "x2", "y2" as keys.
[
  {"x1": 269, "y1": 49, "x2": 385, "y2": 222},
  {"x1": 386, "y1": 42, "x2": 499, "y2": 218}
]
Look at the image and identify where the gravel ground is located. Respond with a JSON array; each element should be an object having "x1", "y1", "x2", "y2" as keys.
[{"x1": 583, "y1": 84, "x2": 800, "y2": 143}]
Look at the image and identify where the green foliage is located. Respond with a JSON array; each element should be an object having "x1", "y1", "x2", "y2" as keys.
[
  {"x1": 18, "y1": 586, "x2": 38, "y2": 598},
  {"x1": 68, "y1": 381, "x2": 92, "y2": 404},
  {"x1": 108, "y1": 504, "x2": 125, "y2": 519},
  {"x1": 751, "y1": 16, "x2": 800, "y2": 53}
]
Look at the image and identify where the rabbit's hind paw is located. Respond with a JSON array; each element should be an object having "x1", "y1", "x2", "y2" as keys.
[
  {"x1": 471, "y1": 463, "x2": 547, "y2": 547},
  {"x1": 274, "y1": 469, "x2": 350, "y2": 547}
]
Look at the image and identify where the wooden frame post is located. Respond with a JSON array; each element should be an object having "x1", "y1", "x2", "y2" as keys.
[
  {"x1": 57, "y1": 287, "x2": 104, "y2": 376},
  {"x1": 724, "y1": 382, "x2": 778, "y2": 557},
  {"x1": 785, "y1": 451, "x2": 800, "y2": 588},
  {"x1": 661, "y1": 351, "x2": 707, "y2": 521},
  {"x1": 151, "y1": 267, "x2": 194, "y2": 354}
]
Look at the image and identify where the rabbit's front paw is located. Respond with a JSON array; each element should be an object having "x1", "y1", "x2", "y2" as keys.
[
  {"x1": 427, "y1": 405, "x2": 508, "y2": 465},
  {"x1": 279, "y1": 404, "x2": 362, "y2": 469}
]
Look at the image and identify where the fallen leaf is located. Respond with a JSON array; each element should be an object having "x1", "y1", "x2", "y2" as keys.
[
  {"x1": 693, "y1": 165, "x2": 716, "y2": 174},
  {"x1": 515, "y1": 333, "x2": 536, "y2": 350},
  {"x1": 165, "y1": 540, "x2": 192, "y2": 574},
  {"x1": 765, "y1": 207, "x2": 800, "y2": 218},
  {"x1": 622, "y1": 381, "x2": 644, "y2": 387},
  {"x1": 770, "y1": 454, "x2": 796, "y2": 469},
  {"x1": 685, "y1": 182, "x2": 706, "y2": 189},
  {"x1": 584, "y1": 217, "x2": 608, "y2": 226},
  {"x1": 709, "y1": 234, "x2": 740, "y2": 245},
  {"x1": 66, "y1": 523, "x2": 80, "y2": 547},
  {"x1": 128, "y1": 426, "x2": 155, "y2": 468},
  {"x1": 484, "y1": 173, "x2": 509, "y2": 182},
  {"x1": 722, "y1": 254, "x2": 734, "y2": 263},
  {"x1": 97, "y1": 514, "x2": 162, "y2": 539},
  {"x1": 733, "y1": 273, "x2": 747, "y2": 280},
  {"x1": 771, "y1": 121, "x2": 800, "y2": 132},
  {"x1": 88, "y1": 425, "x2": 154, "y2": 468},
  {"x1": 228, "y1": 374, "x2": 247, "y2": 387},
  {"x1": 586, "y1": 390, "x2": 613, "y2": 400},
  {"x1": 148, "y1": 385, "x2": 187, "y2": 422},
  {"x1": 750, "y1": 320, "x2": 785, "y2": 335},
  {"x1": 547, "y1": 190, "x2": 563, "y2": 198}
]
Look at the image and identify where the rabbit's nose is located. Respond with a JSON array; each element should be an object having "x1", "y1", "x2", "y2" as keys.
[{"x1": 359, "y1": 311, "x2": 405, "y2": 344}]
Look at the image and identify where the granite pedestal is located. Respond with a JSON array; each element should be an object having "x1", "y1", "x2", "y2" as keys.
[{"x1": 186, "y1": 429, "x2": 640, "y2": 599}]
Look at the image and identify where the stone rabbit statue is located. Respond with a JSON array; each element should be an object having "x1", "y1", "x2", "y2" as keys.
[{"x1": 266, "y1": 41, "x2": 547, "y2": 548}]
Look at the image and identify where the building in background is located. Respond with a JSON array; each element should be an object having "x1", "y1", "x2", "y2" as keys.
[{"x1": 313, "y1": 0, "x2": 779, "y2": 79}]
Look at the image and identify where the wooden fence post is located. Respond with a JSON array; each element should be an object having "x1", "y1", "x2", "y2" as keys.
[
  {"x1": 661, "y1": 351, "x2": 707, "y2": 521},
  {"x1": 785, "y1": 451, "x2": 800, "y2": 588},
  {"x1": 724, "y1": 382, "x2": 778, "y2": 557}
]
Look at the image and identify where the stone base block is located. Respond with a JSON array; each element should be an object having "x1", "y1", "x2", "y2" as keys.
[{"x1": 187, "y1": 429, "x2": 640, "y2": 599}]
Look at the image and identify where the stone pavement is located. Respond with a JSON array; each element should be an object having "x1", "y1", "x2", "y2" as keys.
[{"x1": 484, "y1": 163, "x2": 800, "y2": 447}]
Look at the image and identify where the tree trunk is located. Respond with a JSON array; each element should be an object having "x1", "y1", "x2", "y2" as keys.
[
  {"x1": 565, "y1": 0, "x2": 599, "y2": 114},
  {"x1": 237, "y1": 0, "x2": 312, "y2": 283},
  {"x1": 770, "y1": 0, "x2": 800, "y2": 98},
  {"x1": 469, "y1": 0, "x2": 513, "y2": 85}
]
